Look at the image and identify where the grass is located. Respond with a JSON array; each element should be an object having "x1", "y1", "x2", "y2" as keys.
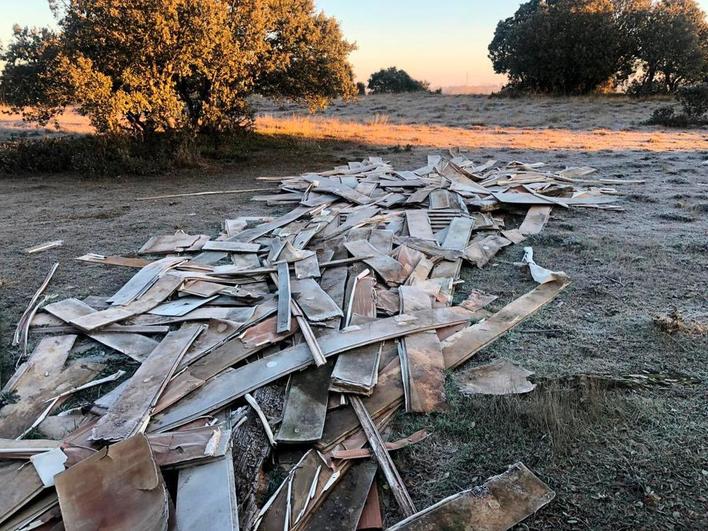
[{"x1": 255, "y1": 114, "x2": 708, "y2": 153}]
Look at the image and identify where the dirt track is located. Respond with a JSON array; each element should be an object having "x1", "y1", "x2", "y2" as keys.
[{"x1": 1, "y1": 95, "x2": 706, "y2": 529}]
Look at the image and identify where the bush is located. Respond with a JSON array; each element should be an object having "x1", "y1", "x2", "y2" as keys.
[
  {"x1": 646, "y1": 83, "x2": 708, "y2": 127},
  {"x1": 367, "y1": 67, "x2": 429, "y2": 94},
  {"x1": 356, "y1": 82, "x2": 366, "y2": 96},
  {"x1": 677, "y1": 83, "x2": 708, "y2": 119}
]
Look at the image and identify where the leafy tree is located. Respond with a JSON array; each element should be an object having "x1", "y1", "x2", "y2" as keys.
[
  {"x1": 367, "y1": 67, "x2": 429, "y2": 94},
  {"x1": 0, "y1": 0, "x2": 356, "y2": 136},
  {"x1": 632, "y1": 0, "x2": 708, "y2": 93},
  {"x1": 356, "y1": 81, "x2": 367, "y2": 95},
  {"x1": 489, "y1": 0, "x2": 631, "y2": 94}
]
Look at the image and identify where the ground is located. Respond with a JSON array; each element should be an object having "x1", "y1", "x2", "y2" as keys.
[{"x1": 1, "y1": 94, "x2": 706, "y2": 529}]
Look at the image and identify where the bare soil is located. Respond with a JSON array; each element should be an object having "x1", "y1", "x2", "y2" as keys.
[{"x1": 1, "y1": 95, "x2": 706, "y2": 529}]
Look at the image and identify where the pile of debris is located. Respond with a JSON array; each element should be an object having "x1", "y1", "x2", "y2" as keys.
[{"x1": 1, "y1": 155, "x2": 636, "y2": 530}]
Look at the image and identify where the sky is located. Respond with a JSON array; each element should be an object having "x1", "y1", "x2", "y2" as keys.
[{"x1": 1, "y1": 1, "x2": 707, "y2": 88}]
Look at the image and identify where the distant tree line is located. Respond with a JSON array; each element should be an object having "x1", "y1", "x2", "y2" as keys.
[
  {"x1": 0, "y1": 0, "x2": 356, "y2": 137},
  {"x1": 489, "y1": 0, "x2": 708, "y2": 95}
]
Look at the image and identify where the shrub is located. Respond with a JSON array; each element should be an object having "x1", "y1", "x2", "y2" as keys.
[
  {"x1": 676, "y1": 82, "x2": 708, "y2": 119},
  {"x1": 367, "y1": 67, "x2": 429, "y2": 94}
]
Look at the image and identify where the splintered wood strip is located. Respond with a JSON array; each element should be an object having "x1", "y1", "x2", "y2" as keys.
[
  {"x1": 244, "y1": 393, "x2": 277, "y2": 447},
  {"x1": 304, "y1": 176, "x2": 373, "y2": 205},
  {"x1": 137, "y1": 187, "x2": 274, "y2": 200},
  {"x1": 276, "y1": 261, "x2": 292, "y2": 333},
  {"x1": 277, "y1": 364, "x2": 333, "y2": 443},
  {"x1": 349, "y1": 396, "x2": 416, "y2": 517},
  {"x1": 75, "y1": 254, "x2": 152, "y2": 268},
  {"x1": 331, "y1": 429, "x2": 430, "y2": 460},
  {"x1": 442, "y1": 280, "x2": 570, "y2": 370},
  {"x1": 386, "y1": 462, "x2": 555, "y2": 531},
  {"x1": 55, "y1": 435, "x2": 169, "y2": 531},
  {"x1": 91, "y1": 325, "x2": 204, "y2": 442},
  {"x1": 70, "y1": 274, "x2": 183, "y2": 331},
  {"x1": 24, "y1": 240, "x2": 63, "y2": 254},
  {"x1": 149, "y1": 308, "x2": 471, "y2": 432},
  {"x1": 519, "y1": 206, "x2": 553, "y2": 235},
  {"x1": 47, "y1": 299, "x2": 160, "y2": 362},
  {"x1": 13, "y1": 262, "x2": 58, "y2": 347}
]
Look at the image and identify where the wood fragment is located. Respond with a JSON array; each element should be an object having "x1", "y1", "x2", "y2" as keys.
[
  {"x1": 55, "y1": 434, "x2": 170, "y2": 531},
  {"x1": 137, "y1": 187, "x2": 274, "y2": 200},
  {"x1": 244, "y1": 392, "x2": 277, "y2": 447},
  {"x1": 13, "y1": 262, "x2": 58, "y2": 347},
  {"x1": 349, "y1": 396, "x2": 417, "y2": 517},
  {"x1": 24, "y1": 240, "x2": 63, "y2": 254},
  {"x1": 276, "y1": 261, "x2": 292, "y2": 333},
  {"x1": 91, "y1": 325, "x2": 203, "y2": 442},
  {"x1": 387, "y1": 462, "x2": 555, "y2": 531}
]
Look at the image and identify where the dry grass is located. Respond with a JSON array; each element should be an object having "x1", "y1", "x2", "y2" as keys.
[{"x1": 255, "y1": 113, "x2": 708, "y2": 152}]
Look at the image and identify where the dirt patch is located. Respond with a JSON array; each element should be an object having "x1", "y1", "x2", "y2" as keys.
[{"x1": 1, "y1": 95, "x2": 706, "y2": 529}]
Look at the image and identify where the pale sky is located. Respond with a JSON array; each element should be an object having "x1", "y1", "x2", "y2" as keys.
[{"x1": 1, "y1": 1, "x2": 707, "y2": 87}]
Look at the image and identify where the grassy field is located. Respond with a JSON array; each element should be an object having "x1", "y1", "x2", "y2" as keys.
[{"x1": 1, "y1": 94, "x2": 706, "y2": 529}]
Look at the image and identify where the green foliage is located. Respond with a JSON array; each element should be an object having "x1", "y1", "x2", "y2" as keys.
[
  {"x1": 488, "y1": 0, "x2": 631, "y2": 94},
  {"x1": 632, "y1": 0, "x2": 708, "y2": 94},
  {"x1": 367, "y1": 67, "x2": 429, "y2": 94},
  {"x1": 646, "y1": 82, "x2": 708, "y2": 126},
  {"x1": 677, "y1": 82, "x2": 708, "y2": 117},
  {"x1": 356, "y1": 82, "x2": 367, "y2": 96},
  {"x1": 0, "y1": 0, "x2": 356, "y2": 136},
  {"x1": 489, "y1": 0, "x2": 708, "y2": 95}
]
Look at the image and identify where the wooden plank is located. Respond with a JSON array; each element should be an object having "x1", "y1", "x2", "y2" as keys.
[
  {"x1": 12, "y1": 262, "x2": 58, "y2": 349},
  {"x1": 294, "y1": 253, "x2": 321, "y2": 279},
  {"x1": 0, "y1": 461, "x2": 44, "y2": 525},
  {"x1": 152, "y1": 316, "x2": 295, "y2": 414},
  {"x1": 519, "y1": 206, "x2": 553, "y2": 235},
  {"x1": 91, "y1": 325, "x2": 203, "y2": 442},
  {"x1": 44, "y1": 298, "x2": 159, "y2": 362},
  {"x1": 344, "y1": 240, "x2": 406, "y2": 285},
  {"x1": 386, "y1": 463, "x2": 555, "y2": 531},
  {"x1": 318, "y1": 266, "x2": 348, "y2": 328},
  {"x1": 399, "y1": 286, "x2": 446, "y2": 413},
  {"x1": 349, "y1": 396, "x2": 416, "y2": 517},
  {"x1": 0, "y1": 336, "x2": 103, "y2": 439},
  {"x1": 405, "y1": 210, "x2": 435, "y2": 241},
  {"x1": 149, "y1": 308, "x2": 471, "y2": 432},
  {"x1": 441, "y1": 217, "x2": 474, "y2": 251},
  {"x1": 139, "y1": 232, "x2": 208, "y2": 254},
  {"x1": 442, "y1": 280, "x2": 570, "y2": 369},
  {"x1": 464, "y1": 234, "x2": 512, "y2": 268},
  {"x1": 70, "y1": 274, "x2": 183, "y2": 331},
  {"x1": 202, "y1": 240, "x2": 261, "y2": 253},
  {"x1": 178, "y1": 318, "x2": 241, "y2": 369},
  {"x1": 276, "y1": 261, "x2": 292, "y2": 333},
  {"x1": 148, "y1": 295, "x2": 218, "y2": 316},
  {"x1": 368, "y1": 229, "x2": 394, "y2": 253},
  {"x1": 331, "y1": 275, "x2": 380, "y2": 395},
  {"x1": 304, "y1": 176, "x2": 372, "y2": 205},
  {"x1": 290, "y1": 278, "x2": 344, "y2": 322},
  {"x1": 107, "y1": 256, "x2": 183, "y2": 305},
  {"x1": 305, "y1": 459, "x2": 378, "y2": 531},
  {"x1": 176, "y1": 457, "x2": 240, "y2": 531},
  {"x1": 55, "y1": 434, "x2": 169, "y2": 531},
  {"x1": 428, "y1": 189, "x2": 451, "y2": 210},
  {"x1": 276, "y1": 364, "x2": 333, "y2": 443},
  {"x1": 357, "y1": 482, "x2": 383, "y2": 530}
]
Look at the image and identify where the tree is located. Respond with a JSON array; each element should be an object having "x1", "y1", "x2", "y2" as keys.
[
  {"x1": 367, "y1": 67, "x2": 429, "y2": 94},
  {"x1": 488, "y1": 0, "x2": 634, "y2": 94},
  {"x1": 632, "y1": 0, "x2": 708, "y2": 93},
  {"x1": 356, "y1": 81, "x2": 367, "y2": 95},
  {"x1": 0, "y1": 0, "x2": 356, "y2": 136}
]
